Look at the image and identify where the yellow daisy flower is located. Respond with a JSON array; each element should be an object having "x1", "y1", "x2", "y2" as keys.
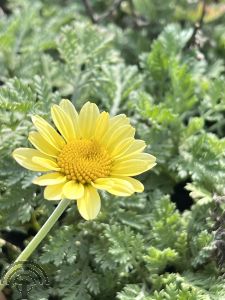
[{"x1": 12, "y1": 100, "x2": 156, "y2": 220}]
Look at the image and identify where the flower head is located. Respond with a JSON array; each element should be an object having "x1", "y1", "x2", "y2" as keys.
[{"x1": 13, "y1": 101, "x2": 156, "y2": 220}]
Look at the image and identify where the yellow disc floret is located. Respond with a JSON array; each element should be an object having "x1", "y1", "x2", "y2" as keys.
[{"x1": 57, "y1": 139, "x2": 112, "y2": 184}]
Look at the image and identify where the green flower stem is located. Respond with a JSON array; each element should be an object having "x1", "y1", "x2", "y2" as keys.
[{"x1": 0, "y1": 199, "x2": 70, "y2": 291}]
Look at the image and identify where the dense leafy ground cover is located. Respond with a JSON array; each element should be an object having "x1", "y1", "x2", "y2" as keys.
[{"x1": 0, "y1": 0, "x2": 225, "y2": 299}]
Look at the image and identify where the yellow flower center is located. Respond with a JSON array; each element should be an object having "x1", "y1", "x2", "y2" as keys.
[{"x1": 57, "y1": 139, "x2": 112, "y2": 184}]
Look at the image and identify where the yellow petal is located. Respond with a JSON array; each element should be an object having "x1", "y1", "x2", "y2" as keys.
[
  {"x1": 33, "y1": 173, "x2": 67, "y2": 186},
  {"x1": 77, "y1": 185, "x2": 101, "y2": 220},
  {"x1": 94, "y1": 112, "x2": 110, "y2": 141},
  {"x1": 63, "y1": 181, "x2": 84, "y2": 199},
  {"x1": 78, "y1": 102, "x2": 100, "y2": 138},
  {"x1": 115, "y1": 176, "x2": 144, "y2": 193},
  {"x1": 100, "y1": 119, "x2": 135, "y2": 146},
  {"x1": 29, "y1": 131, "x2": 59, "y2": 157},
  {"x1": 112, "y1": 139, "x2": 146, "y2": 160},
  {"x1": 32, "y1": 156, "x2": 60, "y2": 171},
  {"x1": 109, "y1": 137, "x2": 134, "y2": 157},
  {"x1": 44, "y1": 183, "x2": 65, "y2": 200},
  {"x1": 92, "y1": 177, "x2": 134, "y2": 196},
  {"x1": 91, "y1": 178, "x2": 114, "y2": 190},
  {"x1": 32, "y1": 115, "x2": 65, "y2": 150},
  {"x1": 106, "y1": 125, "x2": 135, "y2": 151},
  {"x1": 51, "y1": 104, "x2": 76, "y2": 142},
  {"x1": 12, "y1": 148, "x2": 57, "y2": 172},
  {"x1": 116, "y1": 153, "x2": 156, "y2": 163},
  {"x1": 110, "y1": 114, "x2": 130, "y2": 127},
  {"x1": 59, "y1": 99, "x2": 80, "y2": 138},
  {"x1": 111, "y1": 159, "x2": 156, "y2": 176}
]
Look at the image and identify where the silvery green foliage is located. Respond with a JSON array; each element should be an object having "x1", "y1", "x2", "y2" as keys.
[{"x1": 0, "y1": 0, "x2": 225, "y2": 299}]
